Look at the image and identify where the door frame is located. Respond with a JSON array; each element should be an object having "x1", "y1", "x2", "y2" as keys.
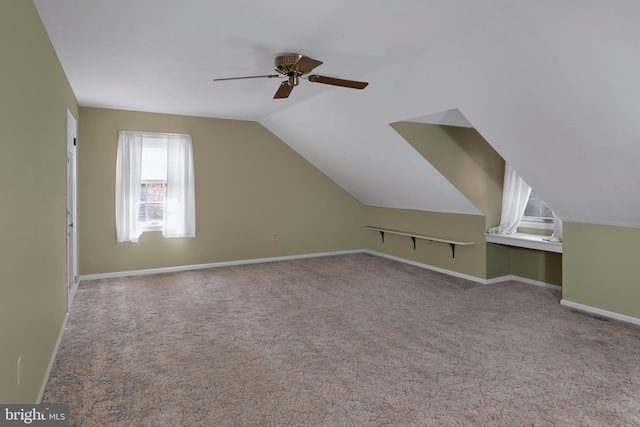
[{"x1": 66, "y1": 109, "x2": 78, "y2": 310}]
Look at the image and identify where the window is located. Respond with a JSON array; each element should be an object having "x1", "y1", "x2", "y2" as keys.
[
  {"x1": 521, "y1": 190, "x2": 554, "y2": 230},
  {"x1": 139, "y1": 137, "x2": 168, "y2": 231},
  {"x1": 139, "y1": 182, "x2": 167, "y2": 228},
  {"x1": 116, "y1": 131, "x2": 196, "y2": 242},
  {"x1": 489, "y1": 163, "x2": 555, "y2": 235},
  {"x1": 524, "y1": 190, "x2": 553, "y2": 219}
]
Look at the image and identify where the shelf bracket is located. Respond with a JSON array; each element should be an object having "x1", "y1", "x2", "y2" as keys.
[
  {"x1": 411, "y1": 236, "x2": 416, "y2": 250},
  {"x1": 378, "y1": 230, "x2": 385, "y2": 243},
  {"x1": 450, "y1": 243, "x2": 456, "y2": 259}
]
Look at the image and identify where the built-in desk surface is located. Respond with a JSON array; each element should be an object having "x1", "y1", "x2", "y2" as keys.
[{"x1": 485, "y1": 232, "x2": 562, "y2": 253}]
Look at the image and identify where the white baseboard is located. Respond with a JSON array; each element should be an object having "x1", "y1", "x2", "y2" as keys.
[
  {"x1": 363, "y1": 250, "x2": 562, "y2": 289},
  {"x1": 79, "y1": 249, "x2": 363, "y2": 281},
  {"x1": 38, "y1": 313, "x2": 68, "y2": 403},
  {"x1": 560, "y1": 299, "x2": 640, "y2": 327},
  {"x1": 81, "y1": 249, "x2": 563, "y2": 291},
  {"x1": 80, "y1": 248, "x2": 564, "y2": 292},
  {"x1": 363, "y1": 250, "x2": 489, "y2": 284},
  {"x1": 485, "y1": 274, "x2": 562, "y2": 290}
]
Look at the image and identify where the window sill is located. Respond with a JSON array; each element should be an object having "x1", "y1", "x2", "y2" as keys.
[
  {"x1": 485, "y1": 232, "x2": 562, "y2": 253},
  {"x1": 140, "y1": 224, "x2": 163, "y2": 232}
]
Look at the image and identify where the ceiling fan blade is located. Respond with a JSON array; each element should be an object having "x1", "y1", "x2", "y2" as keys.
[
  {"x1": 213, "y1": 74, "x2": 280, "y2": 81},
  {"x1": 291, "y1": 56, "x2": 323, "y2": 74},
  {"x1": 274, "y1": 81, "x2": 294, "y2": 99},
  {"x1": 307, "y1": 75, "x2": 368, "y2": 89}
]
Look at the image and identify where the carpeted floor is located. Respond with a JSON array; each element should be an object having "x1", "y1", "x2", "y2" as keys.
[{"x1": 43, "y1": 253, "x2": 640, "y2": 426}]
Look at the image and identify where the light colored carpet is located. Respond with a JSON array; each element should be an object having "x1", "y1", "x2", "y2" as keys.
[{"x1": 43, "y1": 253, "x2": 640, "y2": 426}]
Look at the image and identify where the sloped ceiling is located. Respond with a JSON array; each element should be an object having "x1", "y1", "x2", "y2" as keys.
[{"x1": 34, "y1": 0, "x2": 640, "y2": 227}]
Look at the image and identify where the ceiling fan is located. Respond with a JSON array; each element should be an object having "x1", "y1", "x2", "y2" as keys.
[{"x1": 213, "y1": 53, "x2": 368, "y2": 99}]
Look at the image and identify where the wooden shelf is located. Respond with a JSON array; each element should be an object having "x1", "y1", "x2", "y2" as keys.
[{"x1": 364, "y1": 226, "x2": 474, "y2": 258}]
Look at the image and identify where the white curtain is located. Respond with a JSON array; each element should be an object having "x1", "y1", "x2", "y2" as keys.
[
  {"x1": 488, "y1": 163, "x2": 531, "y2": 235},
  {"x1": 115, "y1": 131, "x2": 143, "y2": 242},
  {"x1": 164, "y1": 135, "x2": 196, "y2": 238}
]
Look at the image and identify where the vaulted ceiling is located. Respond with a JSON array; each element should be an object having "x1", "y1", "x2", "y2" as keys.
[{"x1": 34, "y1": 0, "x2": 640, "y2": 228}]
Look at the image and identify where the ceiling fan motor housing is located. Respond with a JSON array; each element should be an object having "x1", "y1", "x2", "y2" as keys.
[{"x1": 274, "y1": 53, "x2": 304, "y2": 75}]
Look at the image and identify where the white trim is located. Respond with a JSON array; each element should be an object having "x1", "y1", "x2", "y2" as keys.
[
  {"x1": 364, "y1": 250, "x2": 488, "y2": 283},
  {"x1": 38, "y1": 313, "x2": 68, "y2": 403},
  {"x1": 119, "y1": 130, "x2": 189, "y2": 138},
  {"x1": 66, "y1": 109, "x2": 79, "y2": 310},
  {"x1": 519, "y1": 217, "x2": 554, "y2": 231},
  {"x1": 485, "y1": 274, "x2": 562, "y2": 290},
  {"x1": 560, "y1": 300, "x2": 640, "y2": 327},
  {"x1": 79, "y1": 249, "x2": 363, "y2": 281},
  {"x1": 80, "y1": 248, "x2": 561, "y2": 289},
  {"x1": 363, "y1": 250, "x2": 562, "y2": 288},
  {"x1": 68, "y1": 276, "x2": 79, "y2": 310},
  {"x1": 486, "y1": 232, "x2": 562, "y2": 253},
  {"x1": 79, "y1": 249, "x2": 560, "y2": 289},
  {"x1": 139, "y1": 223, "x2": 163, "y2": 232}
]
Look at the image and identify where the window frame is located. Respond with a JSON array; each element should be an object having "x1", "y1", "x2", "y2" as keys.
[
  {"x1": 116, "y1": 130, "x2": 195, "y2": 242},
  {"x1": 519, "y1": 216, "x2": 554, "y2": 231},
  {"x1": 138, "y1": 179, "x2": 167, "y2": 232}
]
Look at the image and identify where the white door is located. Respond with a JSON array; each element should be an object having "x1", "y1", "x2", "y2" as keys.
[{"x1": 66, "y1": 110, "x2": 78, "y2": 310}]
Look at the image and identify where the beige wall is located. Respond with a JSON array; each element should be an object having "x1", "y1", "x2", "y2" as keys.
[
  {"x1": 390, "y1": 122, "x2": 505, "y2": 229},
  {"x1": 487, "y1": 243, "x2": 562, "y2": 287},
  {"x1": 510, "y1": 247, "x2": 562, "y2": 286},
  {"x1": 387, "y1": 122, "x2": 501, "y2": 280},
  {"x1": 563, "y1": 223, "x2": 640, "y2": 319},
  {"x1": 0, "y1": 1, "x2": 78, "y2": 403},
  {"x1": 78, "y1": 108, "x2": 365, "y2": 275},
  {"x1": 364, "y1": 207, "x2": 487, "y2": 278},
  {"x1": 486, "y1": 243, "x2": 511, "y2": 279}
]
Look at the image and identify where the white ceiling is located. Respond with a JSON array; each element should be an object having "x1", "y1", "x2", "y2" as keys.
[
  {"x1": 407, "y1": 109, "x2": 474, "y2": 129},
  {"x1": 34, "y1": 0, "x2": 640, "y2": 228}
]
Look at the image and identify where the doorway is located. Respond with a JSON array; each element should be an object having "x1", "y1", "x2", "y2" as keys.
[{"x1": 66, "y1": 110, "x2": 78, "y2": 310}]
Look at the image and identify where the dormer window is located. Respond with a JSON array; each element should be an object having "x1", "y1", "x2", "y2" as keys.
[{"x1": 520, "y1": 190, "x2": 554, "y2": 230}]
